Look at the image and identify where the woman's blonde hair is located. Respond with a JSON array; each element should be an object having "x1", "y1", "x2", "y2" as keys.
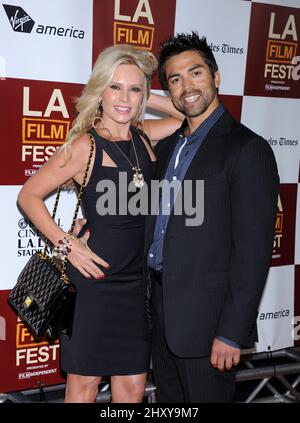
[{"x1": 63, "y1": 44, "x2": 157, "y2": 153}]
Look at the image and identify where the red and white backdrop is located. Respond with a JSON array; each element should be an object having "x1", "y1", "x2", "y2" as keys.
[{"x1": 0, "y1": 0, "x2": 299, "y2": 393}]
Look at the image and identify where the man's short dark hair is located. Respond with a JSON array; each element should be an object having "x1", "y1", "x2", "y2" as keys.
[{"x1": 158, "y1": 31, "x2": 219, "y2": 90}]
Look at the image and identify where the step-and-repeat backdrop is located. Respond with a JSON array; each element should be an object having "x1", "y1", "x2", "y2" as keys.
[{"x1": 0, "y1": 0, "x2": 299, "y2": 392}]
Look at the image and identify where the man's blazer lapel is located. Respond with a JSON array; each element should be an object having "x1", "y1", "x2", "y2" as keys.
[
  {"x1": 145, "y1": 109, "x2": 235, "y2": 251},
  {"x1": 183, "y1": 110, "x2": 234, "y2": 181}
]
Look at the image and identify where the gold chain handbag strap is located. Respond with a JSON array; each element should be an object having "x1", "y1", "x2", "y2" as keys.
[
  {"x1": 43, "y1": 136, "x2": 95, "y2": 264},
  {"x1": 69, "y1": 135, "x2": 95, "y2": 235}
]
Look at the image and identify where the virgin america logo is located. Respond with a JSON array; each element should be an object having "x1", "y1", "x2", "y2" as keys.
[
  {"x1": 3, "y1": 4, "x2": 35, "y2": 33},
  {"x1": 2, "y1": 4, "x2": 84, "y2": 39}
]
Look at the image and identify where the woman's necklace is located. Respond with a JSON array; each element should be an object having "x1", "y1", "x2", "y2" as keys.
[{"x1": 112, "y1": 135, "x2": 145, "y2": 188}]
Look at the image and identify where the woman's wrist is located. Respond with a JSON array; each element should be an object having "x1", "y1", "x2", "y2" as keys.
[{"x1": 52, "y1": 233, "x2": 76, "y2": 261}]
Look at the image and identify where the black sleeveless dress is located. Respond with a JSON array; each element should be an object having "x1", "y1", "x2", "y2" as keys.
[{"x1": 60, "y1": 127, "x2": 154, "y2": 376}]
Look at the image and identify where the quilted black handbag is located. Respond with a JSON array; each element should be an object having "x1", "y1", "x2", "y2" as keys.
[{"x1": 8, "y1": 137, "x2": 94, "y2": 340}]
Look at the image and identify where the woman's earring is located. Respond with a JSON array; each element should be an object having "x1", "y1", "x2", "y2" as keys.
[{"x1": 92, "y1": 100, "x2": 103, "y2": 129}]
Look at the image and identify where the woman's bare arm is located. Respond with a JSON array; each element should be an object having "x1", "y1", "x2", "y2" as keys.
[
  {"x1": 18, "y1": 136, "x2": 90, "y2": 246},
  {"x1": 143, "y1": 92, "x2": 184, "y2": 142},
  {"x1": 17, "y1": 135, "x2": 109, "y2": 278}
]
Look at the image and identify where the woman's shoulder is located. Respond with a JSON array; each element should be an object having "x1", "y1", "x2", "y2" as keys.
[{"x1": 70, "y1": 132, "x2": 94, "y2": 155}]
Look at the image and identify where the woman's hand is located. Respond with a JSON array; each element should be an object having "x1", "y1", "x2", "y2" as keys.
[
  {"x1": 143, "y1": 93, "x2": 184, "y2": 142},
  {"x1": 66, "y1": 235, "x2": 110, "y2": 279}
]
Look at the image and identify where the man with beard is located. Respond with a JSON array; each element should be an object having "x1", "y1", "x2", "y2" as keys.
[{"x1": 145, "y1": 32, "x2": 279, "y2": 402}]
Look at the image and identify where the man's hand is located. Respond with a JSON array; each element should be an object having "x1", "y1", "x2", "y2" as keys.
[
  {"x1": 210, "y1": 338, "x2": 240, "y2": 371},
  {"x1": 73, "y1": 218, "x2": 86, "y2": 236}
]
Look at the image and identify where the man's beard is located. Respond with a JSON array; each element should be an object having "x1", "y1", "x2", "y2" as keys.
[{"x1": 174, "y1": 88, "x2": 214, "y2": 118}]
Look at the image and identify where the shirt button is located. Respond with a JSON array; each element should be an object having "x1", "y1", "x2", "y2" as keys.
[
  {"x1": 161, "y1": 229, "x2": 165, "y2": 234},
  {"x1": 149, "y1": 253, "x2": 154, "y2": 258},
  {"x1": 172, "y1": 176, "x2": 177, "y2": 181},
  {"x1": 167, "y1": 203, "x2": 171, "y2": 208}
]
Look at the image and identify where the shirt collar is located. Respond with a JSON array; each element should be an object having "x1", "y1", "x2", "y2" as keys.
[{"x1": 178, "y1": 102, "x2": 225, "y2": 143}]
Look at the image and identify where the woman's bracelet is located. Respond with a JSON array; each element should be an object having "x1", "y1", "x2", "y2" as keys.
[{"x1": 53, "y1": 234, "x2": 75, "y2": 261}]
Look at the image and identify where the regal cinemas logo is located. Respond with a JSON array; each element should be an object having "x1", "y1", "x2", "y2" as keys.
[
  {"x1": 17, "y1": 217, "x2": 63, "y2": 257},
  {"x1": 22, "y1": 87, "x2": 70, "y2": 167},
  {"x1": 264, "y1": 12, "x2": 300, "y2": 87},
  {"x1": 273, "y1": 194, "x2": 283, "y2": 259},
  {"x1": 114, "y1": 0, "x2": 154, "y2": 50}
]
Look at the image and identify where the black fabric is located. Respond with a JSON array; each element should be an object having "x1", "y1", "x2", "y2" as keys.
[
  {"x1": 60, "y1": 127, "x2": 154, "y2": 376},
  {"x1": 149, "y1": 269, "x2": 163, "y2": 285},
  {"x1": 144, "y1": 109, "x2": 279, "y2": 358},
  {"x1": 151, "y1": 275, "x2": 236, "y2": 403}
]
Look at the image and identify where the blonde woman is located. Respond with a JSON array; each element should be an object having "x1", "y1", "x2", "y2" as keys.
[{"x1": 17, "y1": 45, "x2": 183, "y2": 403}]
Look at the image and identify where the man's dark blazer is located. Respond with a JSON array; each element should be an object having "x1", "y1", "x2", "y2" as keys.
[{"x1": 144, "y1": 107, "x2": 279, "y2": 358}]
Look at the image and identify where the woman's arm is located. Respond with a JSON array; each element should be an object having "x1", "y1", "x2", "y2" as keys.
[
  {"x1": 143, "y1": 92, "x2": 184, "y2": 142},
  {"x1": 146, "y1": 92, "x2": 184, "y2": 120},
  {"x1": 18, "y1": 135, "x2": 109, "y2": 278},
  {"x1": 18, "y1": 136, "x2": 89, "y2": 246}
]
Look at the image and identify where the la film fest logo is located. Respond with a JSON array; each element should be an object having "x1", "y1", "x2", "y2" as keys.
[
  {"x1": 22, "y1": 86, "x2": 70, "y2": 173},
  {"x1": 264, "y1": 11, "x2": 300, "y2": 91},
  {"x1": 113, "y1": 0, "x2": 155, "y2": 50},
  {"x1": 3, "y1": 3, "x2": 85, "y2": 39},
  {"x1": 15, "y1": 318, "x2": 59, "y2": 377}
]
